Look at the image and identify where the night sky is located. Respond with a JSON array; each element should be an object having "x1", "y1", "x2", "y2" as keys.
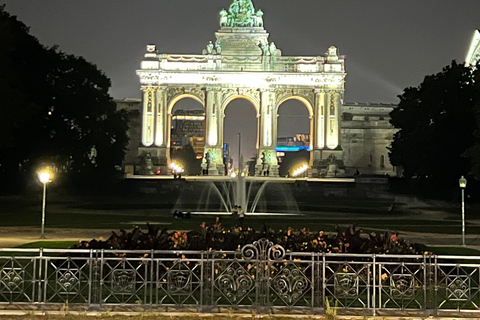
[{"x1": 3, "y1": 0, "x2": 480, "y2": 159}]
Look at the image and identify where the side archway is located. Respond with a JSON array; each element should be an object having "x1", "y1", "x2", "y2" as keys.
[
  {"x1": 167, "y1": 94, "x2": 205, "y2": 173},
  {"x1": 276, "y1": 96, "x2": 314, "y2": 175}
]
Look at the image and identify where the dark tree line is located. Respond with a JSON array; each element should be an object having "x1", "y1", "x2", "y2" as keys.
[
  {"x1": 389, "y1": 61, "x2": 480, "y2": 199},
  {"x1": 0, "y1": 6, "x2": 128, "y2": 192}
]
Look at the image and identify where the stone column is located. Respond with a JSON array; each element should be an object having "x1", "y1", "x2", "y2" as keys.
[
  {"x1": 326, "y1": 90, "x2": 340, "y2": 150},
  {"x1": 154, "y1": 87, "x2": 167, "y2": 147},
  {"x1": 141, "y1": 87, "x2": 155, "y2": 147},
  {"x1": 203, "y1": 88, "x2": 223, "y2": 175},
  {"x1": 154, "y1": 87, "x2": 168, "y2": 171},
  {"x1": 138, "y1": 86, "x2": 169, "y2": 174},
  {"x1": 138, "y1": 87, "x2": 155, "y2": 174},
  {"x1": 256, "y1": 89, "x2": 278, "y2": 176},
  {"x1": 311, "y1": 89, "x2": 325, "y2": 177}
]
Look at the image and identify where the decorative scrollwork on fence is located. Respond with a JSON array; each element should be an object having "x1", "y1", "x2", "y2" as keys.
[
  {"x1": 57, "y1": 269, "x2": 80, "y2": 294},
  {"x1": 390, "y1": 274, "x2": 414, "y2": 299},
  {"x1": 112, "y1": 269, "x2": 136, "y2": 294},
  {"x1": 216, "y1": 262, "x2": 254, "y2": 304},
  {"x1": 241, "y1": 238, "x2": 285, "y2": 261},
  {"x1": 0, "y1": 268, "x2": 24, "y2": 293},
  {"x1": 271, "y1": 265, "x2": 309, "y2": 305},
  {"x1": 334, "y1": 273, "x2": 358, "y2": 298},
  {"x1": 447, "y1": 275, "x2": 470, "y2": 301},
  {"x1": 167, "y1": 269, "x2": 192, "y2": 294}
]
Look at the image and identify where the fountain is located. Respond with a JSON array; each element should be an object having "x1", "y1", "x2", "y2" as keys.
[
  {"x1": 173, "y1": 176, "x2": 300, "y2": 216},
  {"x1": 173, "y1": 134, "x2": 299, "y2": 215}
]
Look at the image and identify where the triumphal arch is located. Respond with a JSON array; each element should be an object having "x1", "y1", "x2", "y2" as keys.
[{"x1": 137, "y1": 0, "x2": 346, "y2": 176}]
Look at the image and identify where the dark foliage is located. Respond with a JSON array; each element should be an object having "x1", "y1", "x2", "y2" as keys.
[
  {"x1": 389, "y1": 61, "x2": 480, "y2": 198},
  {"x1": 72, "y1": 221, "x2": 425, "y2": 255},
  {"x1": 0, "y1": 6, "x2": 128, "y2": 193}
]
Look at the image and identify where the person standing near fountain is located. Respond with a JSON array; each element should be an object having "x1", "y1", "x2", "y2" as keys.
[
  {"x1": 232, "y1": 205, "x2": 239, "y2": 217},
  {"x1": 238, "y1": 206, "x2": 245, "y2": 228}
]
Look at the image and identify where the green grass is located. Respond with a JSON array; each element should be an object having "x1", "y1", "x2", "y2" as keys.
[
  {"x1": 0, "y1": 207, "x2": 472, "y2": 235},
  {"x1": 428, "y1": 246, "x2": 480, "y2": 255},
  {"x1": 17, "y1": 241, "x2": 78, "y2": 249}
]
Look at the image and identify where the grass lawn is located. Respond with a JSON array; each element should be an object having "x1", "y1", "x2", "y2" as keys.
[
  {"x1": 428, "y1": 246, "x2": 480, "y2": 255},
  {"x1": 0, "y1": 198, "x2": 463, "y2": 234},
  {"x1": 17, "y1": 241, "x2": 79, "y2": 249}
]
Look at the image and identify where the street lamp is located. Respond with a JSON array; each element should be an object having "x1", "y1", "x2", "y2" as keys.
[
  {"x1": 459, "y1": 175, "x2": 467, "y2": 246},
  {"x1": 38, "y1": 171, "x2": 51, "y2": 239}
]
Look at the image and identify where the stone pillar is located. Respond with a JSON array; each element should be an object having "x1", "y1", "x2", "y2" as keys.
[
  {"x1": 138, "y1": 87, "x2": 155, "y2": 174},
  {"x1": 310, "y1": 89, "x2": 344, "y2": 177},
  {"x1": 154, "y1": 87, "x2": 167, "y2": 147},
  {"x1": 141, "y1": 87, "x2": 155, "y2": 147},
  {"x1": 154, "y1": 87, "x2": 168, "y2": 171},
  {"x1": 311, "y1": 89, "x2": 324, "y2": 177},
  {"x1": 326, "y1": 90, "x2": 340, "y2": 149},
  {"x1": 203, "y1": 88, "x2": 224, "y2": 175},
  {"x1": 256, "y1": 89, "x2": 278, "y2": 176},
  {"x1": 138, "y1": 86, "x2": 168, "y2": 174}
]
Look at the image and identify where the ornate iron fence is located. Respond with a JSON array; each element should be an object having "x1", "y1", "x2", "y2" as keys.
[{"x1": 0, "y1": 239, "x2": 479, "y2": 316}]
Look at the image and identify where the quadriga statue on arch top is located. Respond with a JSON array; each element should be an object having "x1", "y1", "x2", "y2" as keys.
[{"x1": 137, "y1": 0, "x2": 346, "y2": 177}]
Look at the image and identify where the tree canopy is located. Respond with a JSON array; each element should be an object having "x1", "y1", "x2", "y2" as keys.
[
  {"x1": 389, "y1": 61, "x2": 480, "y2": 197},
  {"x1": 0, "y1": 6, "x2": 128, "y2": 192}
]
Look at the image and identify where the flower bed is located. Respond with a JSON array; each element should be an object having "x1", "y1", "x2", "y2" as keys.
[{"x1": 72, "y1": 219, "x2": 427, "y2": 254}]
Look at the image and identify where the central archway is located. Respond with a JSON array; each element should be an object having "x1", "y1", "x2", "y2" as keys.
[{"x1": 223, "y1": 97, "x2": 258, "y2": 175}]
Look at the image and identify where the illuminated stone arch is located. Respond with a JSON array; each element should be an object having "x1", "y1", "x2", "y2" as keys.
[{"x1": 137, "y1": 0, "x2": 346, "y2": 176}]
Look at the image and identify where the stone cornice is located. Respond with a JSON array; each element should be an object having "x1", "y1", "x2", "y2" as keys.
[{"x1": 137, "y1": 70, "x2": 346, "y2": 88}]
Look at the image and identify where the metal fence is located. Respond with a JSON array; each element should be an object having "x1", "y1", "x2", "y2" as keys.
[{"x1": 0, "y1": 238, "x2": 479, "y2": 316}]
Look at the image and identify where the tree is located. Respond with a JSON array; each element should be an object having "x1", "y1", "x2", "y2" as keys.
[
  {"x1": 0, "y1": 6, "x2": 128, "y2": 192},
  {"x1": 389, "y1": 61, "x2": 480, "y2": 197}
]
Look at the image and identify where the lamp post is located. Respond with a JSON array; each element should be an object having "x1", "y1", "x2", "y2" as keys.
[
  {"x1": 459, "y1": 175, "x2": 467, "y2": 246},
  {"x1": 38, "y1": 171, "x2": 51, "y2": 239},
  {"x1": 236, "y1": 133, "x2": 245, "y2": 209}
]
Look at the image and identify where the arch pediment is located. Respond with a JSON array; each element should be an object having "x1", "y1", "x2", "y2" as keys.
[
  {"x1": 275, "y1": 89, "x2": 314, "y2": 116},
  {"x1": 221, "y1": 88, "x2": 260, "y2": 114},
  {"x1": 167, "y1": 86, "x2": 205, "y2": 113}
]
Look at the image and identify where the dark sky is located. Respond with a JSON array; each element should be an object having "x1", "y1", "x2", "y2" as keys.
[{"x1": 3, "y1": 0, "x2": 480, "y2": 159}]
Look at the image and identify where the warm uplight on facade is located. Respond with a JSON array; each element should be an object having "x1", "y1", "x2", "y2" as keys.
[{"x1": 291, "y1": 164, "x2": 309, "y2": 177}]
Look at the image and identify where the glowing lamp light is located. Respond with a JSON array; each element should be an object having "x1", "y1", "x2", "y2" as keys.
[
  {"x1": 169, "y1": 162, "x2": 184, "y2": 174},
  {"x1": 459, "y1": 176, "x2": 467, "y2": 188},
  {"x1": 38, "y1": 172, "x2": 51, "y2": 184}
]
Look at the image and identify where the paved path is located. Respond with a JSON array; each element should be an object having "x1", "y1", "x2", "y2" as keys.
[{"x1": 0, "y1": 227, "x2": 112, "y2": 248}]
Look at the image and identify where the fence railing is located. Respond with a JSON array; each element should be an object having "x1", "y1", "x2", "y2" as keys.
[{"x1": 0, "y1": 238, "x2": 479, "y2": 316}]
